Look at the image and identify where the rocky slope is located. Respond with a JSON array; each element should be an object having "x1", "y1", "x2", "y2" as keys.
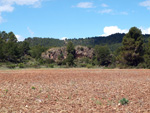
[{"x1": 41, "y1": 46, "x2": 94, "y2": 62}]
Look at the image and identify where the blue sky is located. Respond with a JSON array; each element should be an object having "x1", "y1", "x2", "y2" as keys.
[{"x1": 0, "y1": 0, "x2": 150, "y2": 41}]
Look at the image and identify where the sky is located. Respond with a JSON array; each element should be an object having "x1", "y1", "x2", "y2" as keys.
[{"x1": 0, "y1": 0, "x2": 150, "y2": 41}]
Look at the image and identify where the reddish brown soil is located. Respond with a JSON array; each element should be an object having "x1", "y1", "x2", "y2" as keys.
[{"x1": 0, "y1": 69, "x2": 150, "y2": 113}]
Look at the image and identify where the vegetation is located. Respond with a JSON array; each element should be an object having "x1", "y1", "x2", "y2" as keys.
[
  {"x1": 66, "y1": 41, "x2": 75, "y2": 66},
  {"x1": 29, "y1": 45, "x2": 48, "y2": 59},
  {"x1": 142, "y1": 39, "x2": 150, "y2": 68},
  {"x1": 32, "y1": 86, "x2": 36, "y2": 90},
  {"x1": 119, "y1": 98, "x2": 129, "y2": 105},
  {"x1": 18, "y1": 63, "x2": 25, "y2": 68},
  {"x1": 94, "y1": 45, "x2": 112, "y2": 66},
  {"x1": 25, "y1": 33, "x2": 150, "y2": 51},
  {"x1": 7, "y1": 64, "x2": 16, "y2": 69},
  {"x1": 0, "y1": 26, "x2": 150, "y2": 69},
  {"x1": 25, "y1": 37, "x2": 65, "y2": 47},
  {"x1": 119, "y1": 27, "x2": 144, "y2": 66}
]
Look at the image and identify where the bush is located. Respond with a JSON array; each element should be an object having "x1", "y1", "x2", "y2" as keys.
[
  {"x1": 86, "y1": 64, "x2": 93, "y2": 68},
  {"x1": 107, "y1": 64, "x2": 116, "y2": 69},
  {"x1": 80, "y1": 63, "x2": 86, "y2": 67},
  {"x1": 32, "y1": 86, "x2": 36, "y2": 90},
  {"x1": 57, "y1": 61, "x2": 63, "y2": 66},
  {"x1": 7, "y1": 64, "x2": 16, "y2": 69},
  {"x1": 48, "y1": 64, "x2": 54, "y2": 68},
  {"x1": 119, "y1": 98, "x2": 129, "y2": 105},
  {"x1": 78, "y1": 57, "x2": 91, "y2": 64},
  {"x1": 46, "y1": 59, "x2": 55, "y2": 64},
  {"x1": 38, "y1": 59, "x2": 45, "y2": 65},
  {"x1": 116, "y1": 64, "x2": 128, "y2": 69},
  {"x1": 31, "y1": 63, "x2": 40, "y2": 68},
  {"x1": 18, "y1": 63, "x2": 25, "y2": 68},
  {"x1": 137, "y1": 63, "x2": 147, "y2": 69},
  {"x1": 66, "y1": 54, "x2": 75, "y2": 66}
]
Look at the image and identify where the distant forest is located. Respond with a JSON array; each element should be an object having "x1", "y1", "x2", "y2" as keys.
[{"x1": 25, "y1": 33, "x2": 150, "y2": 51}]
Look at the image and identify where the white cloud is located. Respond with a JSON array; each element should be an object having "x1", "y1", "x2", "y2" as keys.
[
  {"x1": 0, "y1": 0, "x2": 43, "y2": 23},
  {"x1": 15, "y1": 34, "x2": 24, "y2": 41},
  {"x1": 0, "y1": 4, "x2": 14, "y2": 12},
  {"x1": 140, "y1": 0, "x2": 150, "y2": 10},
  {"x1": 61, "y1": 37, "x2": 67, "y2": 40},
  {"x1": 98, "y1": 9, "x2": 112, "y2": 14},
  {"x1": 0, "y1": 0, "x2": 42, "y2": 7},
  {"x1": 101, "y1": 26, "x2": 128, "y2": 36},
  {"x1": 75, "y1": 2, "x2": 94, "y2": 8},
  {"x1": 101, "y1": 3, "x2": 108, "y2": 7},
  {"x1": 140, "y1": 27, "x2": 150, "y2": 34},
  {"x1": 101, "y1": 26, "x2": 150, "y2": 36},
  {"x1": 27, "y1": 27, "x2": 34, "y2": 36}
]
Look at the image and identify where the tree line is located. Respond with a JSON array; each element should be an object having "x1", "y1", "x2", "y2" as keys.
[
  {"x1": 64, "y1": 27, "x2": 150, "y2": 68},
  {"x1": 0, "y1": 27, "x2": 150, "y2": 68},
  {"x1": 0, "y1": 31, "x2": 48, "y2": 63},
  {"x1": 25, "y1": 33, "x2": 150, "y2": 52}
]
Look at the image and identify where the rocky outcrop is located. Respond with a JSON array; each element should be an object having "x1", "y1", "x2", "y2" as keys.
[
  {"x1": 41, "y1": 46, "x2": 94, "y2": 62},
  {"x1": 75, "y1": 46, "x2": 94, "y2": 59}
]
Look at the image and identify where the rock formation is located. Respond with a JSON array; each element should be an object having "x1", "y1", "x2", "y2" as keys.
[{"x1": 41, "y1": 46, "x2": 94, "y2": 62}]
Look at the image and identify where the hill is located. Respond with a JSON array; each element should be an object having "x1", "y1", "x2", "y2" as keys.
[{"x1": 25, "y1": 33, "x2": 150, "y2": 51}]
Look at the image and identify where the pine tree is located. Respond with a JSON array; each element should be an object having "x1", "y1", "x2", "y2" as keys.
[
  {"x1": 120, "y1": 27, "x2": 144, "y2": 66},
  {"x1": 94, "y1": 45, "x2": 111, "y2": 66},
  {"x1": 66, "y1": 41, "x2": 75, "y2": 66}
]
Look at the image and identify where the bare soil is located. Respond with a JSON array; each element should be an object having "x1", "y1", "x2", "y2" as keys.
[{"x1": 0, "y1": 69, "x2": 150, "y2": 113}]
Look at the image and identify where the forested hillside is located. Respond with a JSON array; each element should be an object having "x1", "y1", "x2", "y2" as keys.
[
  {"x1": 25, "y1": 37, "x2": 65, "y2": 47},
  {"x1": 25, "y1": 33, "x2": 125, "y2": 48},
  {"x1": 25, "y1": 33, "x2": 150, "y2": 51}
]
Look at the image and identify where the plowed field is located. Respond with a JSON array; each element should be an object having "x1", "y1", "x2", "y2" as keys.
[{"x1": 0, "y1": 69, "x2": 150, "y2": 113}]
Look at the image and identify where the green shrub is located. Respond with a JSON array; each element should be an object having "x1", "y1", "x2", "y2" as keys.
[
  {"x1": 86, "y1": 64, "x2": 93, "y2": 68},
  {"x1": 116, "y1": 64, "x2": 128, "y2": 69},
  {"x1": 31, "y1": 63, "x2": 40, "y2": 68},
  {"x1": 7, "y1": 64, "x2": 16, "y2": 69},
  {"x1": 119, "y1": 98, "x2": 129, "y2": 105},
  {"x1": 80, "y1": 63, "x2": 86, "y2": 67},
  {"x1": 137, "y1": 63, "x2": 147, "y2": 69},
  {"x1": 46, "y1": 59, "x2": 55, "y2": 64},
  {"x1": 18, "y1": 63, "x2": 25, "y2": 68},
  {"x1": 32, "y1": 86, "x2": 36, "y2": 90},
  {"x1": 48, "y1": 64, "x2": 54, "y2": 68},
  {"x1": 38, "y1": 59, "x2": 45, "y2": 65}
]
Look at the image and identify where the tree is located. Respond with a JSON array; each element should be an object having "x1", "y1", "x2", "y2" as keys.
[
  {"x1": 30, "y1": 45, "x2": 48, "y2": 59},
  {"x1": 120, "y1": 27, "x2": 144, "y2": 66},
  {"x1": 0, "y1": 37, "x2": 4, "y2": 60},
  {"x1": 66, "y1": 54, "x2": 74, "y2": 66},
  {"x1": 19, "y1": 41, "x2": 30, "y2": 56},
  {"x1": 94, "y1": 45, "x2": 111, "y2": 66},
  {"x1": 66, "y1": 41, "x2": 75, "y2": 66},
  {"x1": 3, "y1": 41, "x2": 20, "y2": 62},
  {"x1": 66, "y1": 41, "x2": 75, "y2": 55},
  {"x1": 8, "y1": 32, "x2": 17, "y2": 43},
  {"x1": 143, "y1": 39, "x2": 150, "y2": 68},
  {"x1": 1, "y1": 31, "x2": 8, "y2": 42},
  {"x1": 1, "y1": 31, "x2": 20, "y2": 62}
]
